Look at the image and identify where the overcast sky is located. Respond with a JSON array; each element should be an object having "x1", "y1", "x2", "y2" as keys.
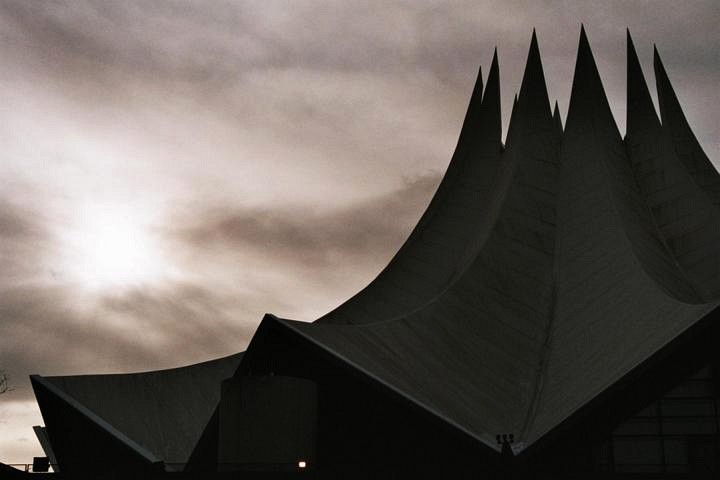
[{"x1": 1, "y1": 0, "x2": 718, "y2": 464}]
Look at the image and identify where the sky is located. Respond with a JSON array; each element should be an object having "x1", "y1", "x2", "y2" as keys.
[{"x1": 0, "y1": 0, "x2": 718, "y2": 464}]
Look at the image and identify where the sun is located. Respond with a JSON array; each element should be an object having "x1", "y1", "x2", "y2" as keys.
[{"x1": 59, "y1": 205, "x2": 173, "y2": 291}]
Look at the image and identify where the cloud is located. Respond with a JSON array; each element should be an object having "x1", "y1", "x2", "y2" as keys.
[
  {"x1": 172, "y1": 172, "x2": 440, "y2": 268},
  {"x1": 0, "y1": 280, "x2": 259, "y2": 404},
  {"x1": 0, "y1": 198, "x2": 52, "y2": 283}
]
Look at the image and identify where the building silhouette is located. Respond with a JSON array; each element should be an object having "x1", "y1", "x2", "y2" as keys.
[{"x1": 29, "y1": 28, "x2": 720, "y2": 478}]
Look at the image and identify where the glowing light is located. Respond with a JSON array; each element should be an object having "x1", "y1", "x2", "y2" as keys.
[
  {"x1": 59, "y1": 205, "x2": 173, "y2": 291},
  {"x1": 298, "y1": 461, "x2": 307, "y2": 469}
]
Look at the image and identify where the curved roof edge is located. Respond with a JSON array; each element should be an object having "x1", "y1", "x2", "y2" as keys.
[{"x1": 317, "y1": 51, "x2": 504, "y2": 325}]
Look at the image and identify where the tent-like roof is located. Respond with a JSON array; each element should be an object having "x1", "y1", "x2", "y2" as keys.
[
  {"x1": 266, "y1": 28, "x2": 720, "y2": 452},
  {"x1": 32, "y1": 27, "x2": 720, "y2": 464},
  {"x1": 32, "y1": 352, "x2": 243, "y2": 465}
]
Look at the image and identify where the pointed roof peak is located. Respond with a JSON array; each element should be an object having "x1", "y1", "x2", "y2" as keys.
[
  {"x1": 472, "y1": 64, "x2": 484, "y2": 102},
  {"x1": 517, "y1": 28, "x2": 550, "y2": 121},
  {"x1": 578, "y1": 25, "x2": 592, "y2": 57},
  {"x1": 579, "y1": 24, "x2": 588, "y2": 43},
  {"x1": 653, "y1": 44, "x2": 668, "y2": 75},
  {"x1": 531, "y1": 28, "x2": 538, "y2": 45},
  {"x1": 626, "y1": 28, "x2": 641, "y2": 72},
  {"x1": 479, "y1": 48, "x2": 502, "y2": 144},
  {"x1": 654, "y1": 44, "x2": 686, "y2": 131},
  {"x1": 528, "y1": 29, "x2": 540, "y2": 56},
  {"x1": 452, "y1": 63, "x2": 484, "y2": 149},
  {"x1": 565, "y1": 25, "x2": 620, "y2": 139},
  {"x1": 626, "y1": 28, "x2": 660, "y2": 134},
  {"x1": 484, "y1": 48, "x2": 500, "y2": 102}
]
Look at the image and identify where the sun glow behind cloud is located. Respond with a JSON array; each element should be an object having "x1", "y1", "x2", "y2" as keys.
[{"x1": 57, "y1": 204, "x2": 176, "y2": 291}]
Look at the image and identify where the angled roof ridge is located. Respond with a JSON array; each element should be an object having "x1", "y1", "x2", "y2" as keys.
[
  {"x1": 654, "y1": 46, "x2": 720, "y2": 209},
  {"x1": 267, "y1": 315, "x2": 502, "y2": 453},
  {"x1": 44, "y1": 351, "x2": 244, "y2": 380}
]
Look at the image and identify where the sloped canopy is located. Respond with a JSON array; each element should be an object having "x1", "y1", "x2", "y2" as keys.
[{"x1": 32, "y1": 353, "x2": 243, "y2": 466}]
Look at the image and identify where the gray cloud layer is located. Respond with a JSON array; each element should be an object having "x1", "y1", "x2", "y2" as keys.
[
  {"x1": 1, "y1": 0, "x2": 717, "y2": 463},
  {"x1": 174, "y1": 173, "x2": 439, "y2": 266}
]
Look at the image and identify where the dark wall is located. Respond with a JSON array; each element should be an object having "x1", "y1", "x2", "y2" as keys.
[
  {"x1": 241, "y1": 323, "x2": 501, "y2": 478},
  {"x1": 218, "y1": 376, "x2": 318, "y2": 471},
  {"x1": 522, "y1": 311, "x2": 720, "y2": 477}
]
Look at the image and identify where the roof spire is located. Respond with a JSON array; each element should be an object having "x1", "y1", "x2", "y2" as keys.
[
  {"x1": 517, "y1": 28, "x2": 551, "y2": 122},
  {"x1": 455, "y1": 64, "x2": 484, "y2": 144},
  {"x1": 565, "y1": 26, "x2": 620, "y2": 140},
  {"x1": 654, "y1": 45, "x2": 683, "y2": 131},
  {"x1": 480, "y1": 48, "x2": 502, "y2": 146},
  {"x1": 626, "y1": 30, "x2": 660, "y2": 137}
]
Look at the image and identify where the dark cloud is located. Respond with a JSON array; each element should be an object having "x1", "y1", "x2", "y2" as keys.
[
  {"x1": 0, "y1": 281, "x2": 256, "y2": 401},
  {"x1": 0, "y1": 198, "x2": 50, "y2": 282},
  {"x1": 172, "y1": 172, "x2": 440, "y2": 268},
  {"x1": 1, "y1": 0, "x2": 715, "y2": 167}
]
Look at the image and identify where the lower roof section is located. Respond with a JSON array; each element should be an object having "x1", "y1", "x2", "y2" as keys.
[
  {"x1": 34, "y1": 352, "x2": 243, "y2": 465},
  {"x1": 272, "y1": 299, "x2": 719, "y2": 454}
]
